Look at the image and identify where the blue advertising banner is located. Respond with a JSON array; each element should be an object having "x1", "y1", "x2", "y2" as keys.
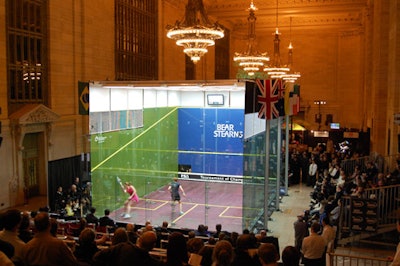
[{"x1": 178, "y1": 108, "x2": 244, "y2": 176}]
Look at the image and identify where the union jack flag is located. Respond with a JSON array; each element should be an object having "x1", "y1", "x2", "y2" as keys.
[{"x1": 256, "y1": 79, "x2": 284, "y2": 120}]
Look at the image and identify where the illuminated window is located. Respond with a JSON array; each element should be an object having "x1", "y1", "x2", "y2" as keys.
[{"x1": 115, "y1": 0, "x2": 158, "y2": 80}]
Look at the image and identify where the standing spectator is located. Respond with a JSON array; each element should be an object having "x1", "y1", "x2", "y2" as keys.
[
  {"x1": 289, "y1": 153, "x2": 301, "y2": 185},
  {"x1": 308, "y1": 158, "x2": 318, "y2": 187},
  {"x1": 293, "y1": 213, "x2": 308, "y2": 252},
  {"x1": 300, "y1": 152, "x2": 310, "y2": 185},
  {"x1": 0, "y1": 209, "x2": 25, "y2": 264},
  {"x1": 301, "y1": 222, "x2": 326, "y2": 266},
  {"x1": 321, "y1": 216, "x2": 336, "y2": 251},
  {"x1": 54, "y1": 185, "x2": 66, "y2": 213},
  {"x1": 22, "y1": 212, "x2": 78, "y2": 265}
]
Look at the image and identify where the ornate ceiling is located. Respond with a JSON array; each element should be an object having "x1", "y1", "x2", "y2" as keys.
[{"x1": 200, "y1": 0, "x2": 369, "y2": 36}]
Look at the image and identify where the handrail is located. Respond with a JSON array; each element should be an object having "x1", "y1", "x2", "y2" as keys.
[
  {"x1": 338, "y1": 184, "x2": 400, "y2": 245},
  {"x1": 327, "y1": 252, "x2": 392, "y2": 266}
]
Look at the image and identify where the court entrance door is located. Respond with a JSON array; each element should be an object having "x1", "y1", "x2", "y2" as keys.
[{"x1": 22, "y1": 132, "x2": 45, "y2": 198}]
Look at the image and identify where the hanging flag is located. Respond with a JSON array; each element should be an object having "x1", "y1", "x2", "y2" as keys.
[
  {"x1": 78, "y1": 81, "x2": 89, "y2": 115},
  {"x1": 244, "y1": 81, "x2": 258, "y2": 114},
  {"x1": 256, "y1": 79, "x2": 283, "y2": 120},
  {"x1": 284, "y1": 81, "x2": 294, "y2": 115},
  {"x1": 284, "y1": 82, "x2": 301, "y2": 116},
  {"x1": 288, "y1": 93, "x2": 300, "y2": 115}
]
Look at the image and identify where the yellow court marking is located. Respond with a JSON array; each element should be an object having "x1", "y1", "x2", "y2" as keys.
[
  {"x1": 219, "y1": 206, "x2": 243, "y2": 219},
  {"x1": 92, "y1": 107, "x2": 178, "y2": 172},
  {"x1": 172, "y1": 204, "x2": 198, "y2": 223}
]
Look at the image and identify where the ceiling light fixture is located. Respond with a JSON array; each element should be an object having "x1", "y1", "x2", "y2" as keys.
[
  {"x1": 233, "y1": 1, "x2": 269, "y2": 77},
  {"x1": 263, "y1": 0, "x2": 289, "y2": 77},
  {"x1": 282, "y1": 17, "x2": 301, "y2": 82},
  {"x1": 166, "y1": 0, "x2": 224, "y2": 64}
]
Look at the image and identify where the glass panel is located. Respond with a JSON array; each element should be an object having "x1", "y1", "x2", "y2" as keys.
[{"x1": 90, "y1": 86, "x2": 268, "y2": 233}]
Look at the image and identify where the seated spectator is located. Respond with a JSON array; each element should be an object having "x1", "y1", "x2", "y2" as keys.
[
  {"x1": 199, "y1": 245, "x2": 213, "y2": 266},
  {"x1": 126, "y1": 223, "x2": 139, "y2": 244},
  {"x1": 99, "y1": 209, "x2": 116, "y2": 232},
  {"x1": 212, "y1": 240, "x2": 234, "y2": 266},
  {"x1": 187, "y1": 237, "x2": 204, "y2": 254},
  {"x1": 165, "y1": 232, "x2": 189, "y2": 266},
  {"x1": 213, "y1": 223, "x2": 223, "y2": 238},
  {"x1": 74, "y1": 228, "x2": 99, "y2": 266},
  {"x1": 18, "y1": 212, "x2": 33, "y2": 243},
  {"x1": 256, "y1": 230, "x2": 280, "y2": 260},
  {"x1": 112, "y1": 227, "x2": 128, "y2": 245},
  {"x1": 0, "y1": 209, "x2": 25, "y2": 264},
  {"x1": 93, "y1": 231, "x2": 163, "y2": 266},
  {"x1": 0, "y1": 238, "x2": 14, "y2": 261},
  {"x1": 281, "y1": 245, "x2": 301, "y2": 266},
  {"x1": 22, "y1": 212, "x2": 78, "y2": 265},
  {"x1": 85, "y1": 207, "x2": 99, "y2": 226},
  {"x1": 195, "y1": 224, "x2": 209, "y2": 237},
  {"x1": 232, "y1": 233, "x2": 261, "y2": 266},
  {"x1": 258, "y1": 243, "x2": 279, "y2": 266},
  {"x1": 0, "y1": 250, "x2": 13, "y2": 265}
]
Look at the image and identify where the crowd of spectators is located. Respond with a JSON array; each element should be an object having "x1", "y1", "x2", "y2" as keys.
[
  {"x1": 0, "y1": 206, "x2": 309, "y2": 266},
  {"x1": 288, "y1": 142, "x2": 400, "y2": 265}
]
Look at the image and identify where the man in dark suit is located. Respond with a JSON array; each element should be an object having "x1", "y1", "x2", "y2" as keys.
[
  {"x1": 85, "y1": 207, "x2": 99, "y2": 226},
  {"x1": 98, "y1": 209, "x2": 115, "y2": 233}
]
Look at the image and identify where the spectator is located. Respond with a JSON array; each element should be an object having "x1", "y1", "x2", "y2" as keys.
[
  {"x1": 93, "y1": 231, "x2": 163, "y2": 266},
  {"x1": 112, "y1": 227, "x2": 128, "y2": 245},
  {"x1": 165, "y1": 232, "x2": 189, "y2": 266},
  {"x1": 281, "y1": 245, "x2": 301, "y2": 266},
  {"x1": 301, "y1": 222, "x2": 326, "y2": 266},
  {"x1": 0, "y1": 209, "x2": 25, "y2": 264},
  {"x1": 126, "y1": 223, "x2": 139, "y2": 244},
  {"x1": 74, "y1": 228, "x2": 99, "y2": 266},
  {"x1": 258, "y1": 243, "x2": 279, "y2": 266},
  {"x1": 256, "y1": 230, "x2": 280, "y2": 260},
  {"x1": 22, "y1": 212, "x2": 78, "y2": 265},
  {"x1": 232, "y1": 233, "x2": 261, "y2": 266},
  {"x1": 99, "y1": 209, "x2": 116, "y2": 232},
  {"x1": 321, "y1": 216, "x2": 336, "y2": 250},
  {"x1": 212, "y1": 239, "x2": 234, "y2": 266},
  {"x1": 293, "y1": 213, "x2": 308, "y2": 252},
  {"x1": 85, "y1": 207, "x2": 99, "y2": 226},
  {"x1": 18, "y1": 212, "x2": 33, "y2": 243}
]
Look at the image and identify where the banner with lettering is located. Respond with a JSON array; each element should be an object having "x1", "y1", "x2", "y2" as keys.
[{"x1": 178, "y1": 108, "x2": 244, "y2": 176}]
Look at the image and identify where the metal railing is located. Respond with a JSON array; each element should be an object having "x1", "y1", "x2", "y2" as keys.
[
  {"x1": 340, "y1": 154, "x2": 399, "y2": 176},
  {"x1": 327, "y1": 252, "x2": 392, "y2": 266}
]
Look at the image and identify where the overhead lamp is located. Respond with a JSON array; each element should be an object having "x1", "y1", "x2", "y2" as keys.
[
  {"x1": 233, "y1": 1, "x2": 269, "y2": 77},
  {"x1": 166, "y1": 0, "x2": 224, "y2": 63},
  {"x1": 281, "y1": 17, "x2": 301, "y2": 82},
  {"x1": 263, "y1": 0, "x2": 289, "y2": 77}
]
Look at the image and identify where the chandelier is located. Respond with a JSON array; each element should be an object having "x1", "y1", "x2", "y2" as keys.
[
  {"x1": 233, "y1": 1, "x2": 269, "y2": 76},
  {"x1": 281, "y1": 17, "x2": 301, "y2": 82},
  {"x1": 263, "y1": 0, "x2": 290, "y2": 78},
  {"x1": 166, "y1": 0, "x2": 224, "y2": 63}
]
